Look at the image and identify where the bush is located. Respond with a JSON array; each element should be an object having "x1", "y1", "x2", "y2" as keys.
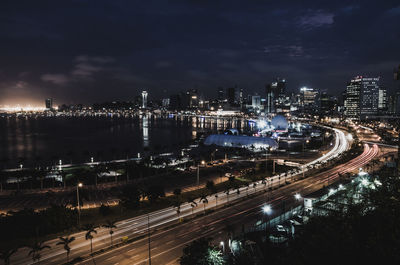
[{"x1": 99, "y1": 204, "x2": 112, "y2": 216}]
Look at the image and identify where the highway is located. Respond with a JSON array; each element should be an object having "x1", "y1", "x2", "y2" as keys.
[
  {"x1": 78, "y1": 143, "x2": 378, "y2": 265},
  {"x1": 6, "y1": 127, "x2": 372, "y2": 265}
]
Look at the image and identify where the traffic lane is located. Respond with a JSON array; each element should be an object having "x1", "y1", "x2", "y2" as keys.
[
  {"x1": 85, "y1": 145, "x2": 377, "y2": 265},
  {"x1": 13, "y1": 143, "x2": 369, "y2": 265},
  {"x1": 13, "y1": 134, "x2": 354, "y2": 264},
  {"x1": 47, "y1": 142, "x2": 372, "y2": 264}
]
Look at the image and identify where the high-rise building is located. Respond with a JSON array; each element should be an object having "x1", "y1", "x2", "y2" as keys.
[
  {"x1": 251, "y1": 95, "x2": 261, "y2": 110},
  {"x1": 378, "y1": 87, "x2": 387, "y2": 114},
  {"x1": 344, "y1": 77, "x2": 361, "y2": 119},
  {"x1": 217, "y1": 87, "x2": 225, "y2": 101},
  {"x1": 169, "y1": 94, "x2": 181, "y2": 110},
  {"x1": 394, "y1": 65, "x2": 400, "y2": 81},
  {"x1": 189, "y1": 89, "x2": 199, "y2": 108},
  {"x1": 141, "y1": 91, "x2": 148, "y2": 109},
  {"x1": 300, "y1": 87, "x2": 319, "y2": 112},
  {"x1": 45, "y1": 98, "x2": 53, "y2": 110},
  {"x1": 344, "y1": 76, "x2": 380, "y2": 120},
  {"x1": 360, "y1": 77, "x2": 380, "y2": 119},
  {"x1": 320, "y1": 91, "x2": 337, "y2": 115},
  {"x1": 226, "y1": 87, "x2": 236, "y2": 105},
  {"x1": 266, "y1": 78, "x2": 286, "y2": 114},
  {"x1": 162, "y1": 98, "x2": 170, "y2": 108}
]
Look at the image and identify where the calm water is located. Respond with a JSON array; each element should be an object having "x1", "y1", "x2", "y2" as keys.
[{"x1": 0, "y1": 114, "x2": 251, "y2": 168}]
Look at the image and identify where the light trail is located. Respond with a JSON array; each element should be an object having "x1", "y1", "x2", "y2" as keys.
[{"x1": 9, "y1": 127, "x2": 355, "y2": 265}]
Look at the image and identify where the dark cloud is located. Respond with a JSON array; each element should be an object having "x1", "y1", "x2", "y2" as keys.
[{"x1": 0, "y1": 0, "x2": 399, "y2": 105}]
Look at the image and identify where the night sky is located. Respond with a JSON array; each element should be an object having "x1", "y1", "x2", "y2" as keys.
[{"x1": 0, "y1": 0, "x2": 399, "y2": 105}]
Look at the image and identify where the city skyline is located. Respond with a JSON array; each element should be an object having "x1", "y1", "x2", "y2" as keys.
[{"x1": 0, "y1": 0, "x2": 399, "y2": 105}]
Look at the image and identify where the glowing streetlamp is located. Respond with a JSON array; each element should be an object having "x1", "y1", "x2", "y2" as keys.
[
  {"x1": 262, "y1": 204, "x2": 272, "y2": 214},
  {"x1": 220, "y1": 241, "x2": 225, "y2": 253},
  {"x1": 262, "y1": 204, "x2": 272, "y2": 232},
  {"x1": 294, "y1": 193, "x2": 301, "y2": 200},
  {"x1": 76, "y1": 183, "x2": 83, "y2": 226},
  {"x1": 197, "y1": 160, "x2": 206, "y2": 187}
]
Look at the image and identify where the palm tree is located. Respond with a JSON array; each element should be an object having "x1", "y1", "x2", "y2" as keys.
[
  {"x1": 173, "y1": 188, "x2": 182, "y2": 197},
  {"x1": 56, "y1": 236, "x2": 75, "y2": 262},
  {"x1": 187, "y1": 197, "x2": 197, "y2": 215},
  {"x1": 103, "y1": 220, "x2": 117, "y2": 247},
  {"x1": 262, "y1": 177, "x2": 267, "y2": 191},
  {"x1": 225, "y1": 188, "x2": 231, "y2": 204},
  {"x1": 173, "y1": 200, "x2": 182, "y2": 222},
  {"x1": 223, "y1": 223, "x2": 234, "y2": 243},
  {"x1": 199, "y1": 194, "x2": 208, "y2": 215},
  {"x1": 245, "y1": 182, "x2": 249, "y2": 196},
  {"x1": 28, "y1": 241, "x2": 51, "y2": 264},
  {"x1": 205, "y1": 180, "x2": 215, "y2": 195},
  {"x1": 0, "y1": 248, "x2": 17, "y2": 265},
  {"x1": 83, "y1": 223, "x2": 97, "y2": 254}
]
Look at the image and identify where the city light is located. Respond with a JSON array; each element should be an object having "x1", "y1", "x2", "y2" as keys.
[
  {"x1": 294, "y1": 193, "x2": 301, "y2": 200},
  {"x1": 257, "y1": 120, "x2": 267, "y2": 129},
  {"x1": 262, "y1": 204, "x2": 272, "y2": 214}
]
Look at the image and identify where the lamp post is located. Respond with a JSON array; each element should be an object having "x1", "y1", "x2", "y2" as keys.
[
  {"x1": 220, "y1": 241, "x2": 225, "y2": 254},
  {"x1": 197, "y1": 160, "x2": 205, "y2": 187},
  {"x1": 262, "y1": 204, "x2": 272, "y2": 232},
  {"x1": 76, "y1": 183, "x2": 83, "y2": 226},
  {"x1": 147, "y1": 213, "x2": 151, "y2": 265},
  {"x1": 302, "y1": 139, "x2": 309, "y2": 156}
]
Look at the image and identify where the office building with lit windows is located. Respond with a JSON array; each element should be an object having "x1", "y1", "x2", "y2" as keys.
[{"x1": 344, "y1": 76, "x2": 380, "y2": 120}]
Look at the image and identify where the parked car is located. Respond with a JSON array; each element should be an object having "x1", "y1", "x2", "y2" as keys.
[{"x1": 276, "y1": 225, "x2": 286, "y2": 232}]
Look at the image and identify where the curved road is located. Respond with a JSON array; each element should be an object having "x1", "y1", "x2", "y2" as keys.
[{"x1": 7, "y1": 127, "x2": 368, "y2": 265}]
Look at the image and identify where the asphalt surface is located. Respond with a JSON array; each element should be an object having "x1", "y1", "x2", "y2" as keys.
[{"x1": 7, "y1": 128, "x2": 381, "y2": 265}]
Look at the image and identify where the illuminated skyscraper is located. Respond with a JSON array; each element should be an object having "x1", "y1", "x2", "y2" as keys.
[
  {"x1": 45, "y1": 98, "x2": 53, "y2": 110},
  {"x1": 360, "y1": 77, "x2": 380, "y2": 119},
  {"x1": 300, "y1": 87, "x2": 319, "y2": 112},
  {"x1": 266, "y1": 78, "x2": 286, "y2": 114},
  {"x1": 378, "y1": 87, "x2": 387, "y2": 114},
  {"x1": 344, "y1": 76, "x2": 380, "y2": 120},
  {"x1": 141, "y1": 91, "x2": 148, "y2": 109}
]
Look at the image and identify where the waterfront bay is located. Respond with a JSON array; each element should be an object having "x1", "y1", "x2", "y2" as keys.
[{"x1": 0, "y1": 114, "x2": 250, "y2": 168}]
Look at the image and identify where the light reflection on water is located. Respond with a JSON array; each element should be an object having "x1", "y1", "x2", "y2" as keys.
[{"x1": 0, "y1": 114, "x2": 250, "y2": 168}]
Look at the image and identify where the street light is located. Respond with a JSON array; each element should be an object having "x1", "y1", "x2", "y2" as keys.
[
  {"x1": 262, "y1": 204, "x2": 272, "y2": 232},
  {"x1": 294, "y1": 193, "x2": 301, "y2": 200},
  {"x1": 220, "y1": 241, "x2": 225, "y2": 253},
  {"x1": 262, "y1": 204, "x2": 272, "y2": 214},
  {"x1": 76, "y1": 183, "x2": 83, "y2": 226},
  {"x1": 197, "y1": 160, "x2": 206, "y2": 187}
]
